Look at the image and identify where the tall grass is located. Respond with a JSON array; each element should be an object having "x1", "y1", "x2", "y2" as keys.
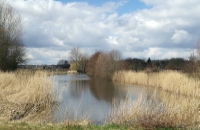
[
  {"x1": 112, "y1": 70, "x2": 200, "y2": 97},
  {"x1": 110, "y1": 90, "x2": 199, "y2": 129},
  {"x1": 0, "y1": 70, "x2": 55, "y2": 122},
  {"x1": 112, "y1": 70, "x2": 200, "y2": 128}
]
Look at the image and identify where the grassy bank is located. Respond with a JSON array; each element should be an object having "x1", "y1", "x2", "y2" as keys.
[
  {"x1": 0, "y1": 70, "x2": 55, "y2": 122},
  {"x1": 112, "y1": 70, "x2": 200, "y2": 97},
  {"x1": 111, "y1": 70, "x2": 199, "y2": 129},
  {"x1": 0, "y1": 70, "x2": 94, "y2": 129},
  {"x1": 0, "y1": 121, "x2": 129, "y2": 130},
  {"x1": 110, "y1": 90, "x2": 199, "y2": 129}
]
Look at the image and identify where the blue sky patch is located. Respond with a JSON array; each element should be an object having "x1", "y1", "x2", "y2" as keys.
[{"x1": 58, "y1": 0, "x2": 151, "y2": 15}]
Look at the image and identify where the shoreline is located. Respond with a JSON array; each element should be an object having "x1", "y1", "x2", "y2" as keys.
[{"x1": 112, "y1": 70, "x2": 200, "y2": 97}]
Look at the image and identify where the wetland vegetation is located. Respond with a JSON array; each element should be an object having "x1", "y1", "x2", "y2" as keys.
[
  {"x1": 0, "y1": 69, "x2": 199, "y2": 129},
  {"x1": 0, "y1": 0, "x2": 200, "y2": 129}
]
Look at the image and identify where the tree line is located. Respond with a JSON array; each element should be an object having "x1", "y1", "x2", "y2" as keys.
[
  {"x1": 66, "y1": 47, "x2": 195, "y2": 79},
  {"x1": 124, "y1": 57, "x2": 188, "y2": 72}
]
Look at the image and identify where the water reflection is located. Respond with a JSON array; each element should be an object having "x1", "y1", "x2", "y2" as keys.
[
  {"x1": 88, "y1": 78, "x2": 128, "y2": 103},
  {"x1": 53, "y1": 74, "x2": 153, "y2": 124},
  {"x1": 69, "y1": 79, "x2": 89, "y2": 98}
]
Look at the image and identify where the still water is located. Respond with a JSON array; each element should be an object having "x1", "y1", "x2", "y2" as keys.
[{"x1": 53, "y1": 74, "x2": 154, "y2": 124}]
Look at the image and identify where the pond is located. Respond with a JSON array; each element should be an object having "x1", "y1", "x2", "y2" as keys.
[{"x1": 53, "y1": 74, "x2": 155, "y2": 124}]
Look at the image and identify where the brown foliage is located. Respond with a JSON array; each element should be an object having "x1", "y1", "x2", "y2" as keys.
[
  {"x1": 86, "y1": 51, "x2": 102, "y2": 76},
  {"x1": 110, "y1": 91, "x2": 198, "y2": 129},
  {"x1": 113, "y1": 70, "x2": 200, "y2": 97},
  {"x1": 86, "y1": 50, "x2": 125, "y2": 79}
]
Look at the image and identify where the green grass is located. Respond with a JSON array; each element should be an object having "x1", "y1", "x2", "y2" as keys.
[
  {"x1": 0, "y1": 121, "x2": 194, "y2": 130},
  {"x1": 0, "y1": 121, "x2": 129, "y2": 130}
]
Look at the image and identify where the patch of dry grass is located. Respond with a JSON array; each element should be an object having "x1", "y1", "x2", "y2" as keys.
[
  {"x1": 0, "y1": 70, "x2": 55, "y2": 122},
  {"x1": 109, "y1": 90, "x2": 199, "y2": 129},
  {"x1": 112, "y1": 70, "x2": 200, "y2": 129},
  {"x1": 112, "y1": 70, "x2": 200, "y2": 97}
]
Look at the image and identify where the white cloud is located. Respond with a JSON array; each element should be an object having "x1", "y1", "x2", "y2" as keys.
[
  {"x1": 27, "y1": 48, "x2": 70, "y2": 65},
  {"x1": 124, "y1": 47, "x2": 193, "y2": 60},
  {"x1": 106, "y1": 36, "x2": 119, "y2": 45},
  {"x1": 5, "y1": 0, "x2": 200, "y2": 64},
  {"x1": 171, "y1": 30, "x2": 192, "y2": 44}
]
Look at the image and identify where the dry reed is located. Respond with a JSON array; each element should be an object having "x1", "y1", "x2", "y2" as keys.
[
  {"x1": 110, "y1": 90, "x2": 199, "y2": 129},
  {"x1": 0, "y1": 70, "x2": 55, "y2": 122},
  {"x1": 112, "y1": 70, "x2": 200, "y2": 97}
]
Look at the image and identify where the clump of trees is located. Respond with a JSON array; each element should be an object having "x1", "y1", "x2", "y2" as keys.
[
  {"x1": 165, "y1": 58, "x2": 186, "y2": 70},
  {"x1": 57, "y1": 59, "x2": 70, "y2": 69},
  {"x1": 123, "y1": 57, "x2": 189, "y2": 72},
  {"x1": 124, "y1": 58, "x2": 146, "y2": 71},
  {"x1": 0, "y1": 0, "x2": 26, "y2": 71},
  {"x1": 86, "y1": 50, "x2": 126, "y2": 79}
]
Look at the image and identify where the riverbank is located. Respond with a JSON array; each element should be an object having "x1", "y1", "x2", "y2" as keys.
[
  {"x1": 51, "y1": 70, "x2": 78, "y2": 75},
  {"x1": 17, "y1": 69, "x2": 78, "y2": 75},
  {"x1": 0, "y1": 70, "x2": 96, "y2": 127},
  {"x1": 111, "y1": 70, "x2": 199, "y2": 129},
  {"x1": 0, "y1": 70, "x2": 55, "y2": 122},
  {"x1": 110, "y1": 90, "x2": 199, "y2": 129},
  {"x1": 112, "y1": 70, "x2": 200, "y2": 97}
]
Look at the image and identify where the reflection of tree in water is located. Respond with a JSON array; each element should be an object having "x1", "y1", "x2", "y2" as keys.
[
  {"x1": 69, "y1": 79, "x2": 89, "y2": 98},
  {"x1": 67, "y1": 75, "x2": 132, "y2": 104},
  {"x1": 88, "y1": 78, "x2": 127, "y2": 103}
]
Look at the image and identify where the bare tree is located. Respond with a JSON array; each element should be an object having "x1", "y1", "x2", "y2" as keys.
[
  {"x1": 69, "y1": 47, "x2": 89, "y2": 73},
  {"x1": 109, "y1": 49, "x2": 122, "y2": 61},
  {"x1": 0, "y1": 0, "x2": 26, "y2": 71},
  {"x1": 69, "y1": 47, "x2": 81, "y2": 63},
  {"x1": 87, "y1": 50, "x2": 123, "y2": 79},
  {"x1": 79, "y1": 52, "x2": 89, "y2": 73},
  {"x1": 69, "y1": 47, "x2": 81, "y2": 70},
  {"x1": 185, "y1": 52, "x2": 197, "y2": 73},
  {"x1": 109, "y1": 50, "x2": 122, "y2": 73},
  {"x1": 86, "y1": 51, "x2": 102, "y2": 76},
  {"x1": 95, "y1": 52, "x2": 108, "y2": 78}
]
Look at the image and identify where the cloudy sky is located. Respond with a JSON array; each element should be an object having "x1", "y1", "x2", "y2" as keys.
[{"x1": 7, "y1": 0, "x2": 200, "y2": 65}]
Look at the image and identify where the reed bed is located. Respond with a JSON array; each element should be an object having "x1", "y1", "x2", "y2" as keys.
[
  {"x1": 0, "y1": 70, "x2": 55, "y2": 122},
  {"x1": 110, "y1": 90, "x2": 199, "y2": 129},
  {"x1": 112, "y1": 70, "x2": 200, "y2": 97}
]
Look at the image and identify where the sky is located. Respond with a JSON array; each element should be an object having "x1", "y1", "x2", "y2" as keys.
[{"x1": 6, "y1": 0, "x2": 200, "y2": 65}]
